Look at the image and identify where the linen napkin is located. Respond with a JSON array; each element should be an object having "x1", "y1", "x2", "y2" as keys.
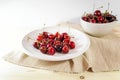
[{"x1": 4, "y1": 22, "x2": 120, "y2": 73}]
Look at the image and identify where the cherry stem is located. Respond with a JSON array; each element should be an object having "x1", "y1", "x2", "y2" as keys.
[
  {"x1": 111, "y1": 10, "x2": 112, "y2": 14},
  {"x1": 83, "y1": 12, "x2": 86, "y2": 16},
  {"x1": 58, "y1": 24, "x2": 61, "y2": 32},
  {"x1": 97, "y1": 6, "x2": 103, "y2": 10},
  {"x1": 108, "y1": 2, "x2": 110, "y2": 12},
  {"x1": 68, "y1": 24, "x2": 70, "y2": 34},
  {"x1": 93, "y1": 3, "x2": 95, "y2": 12},
  {"x1": 43, "y1": 24, "x2": 46, "y2": 32}
]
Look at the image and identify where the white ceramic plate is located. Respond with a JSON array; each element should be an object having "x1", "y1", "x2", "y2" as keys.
[{"x1": 22, "y1": 26, "x2": 90, "y2": 61}]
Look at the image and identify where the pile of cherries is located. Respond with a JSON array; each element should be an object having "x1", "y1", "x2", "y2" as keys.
[
  {"x1": 33, "y1": 32, "x2": 75, "y2": 55},
  {"x1": 82, "y1": 10, "x2": 117, "y2": 23}
]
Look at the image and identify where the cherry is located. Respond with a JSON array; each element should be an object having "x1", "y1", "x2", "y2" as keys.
[
  {"x1": 33, "y1": 42, "x2": 40, "y2": 49},
  {"x1": 97, "y1": 16, "x2": 104, "y2": 22},
  {"x1": 87, "y1": 14, "x2": 94, "y2": 19},
  {"x1": 39, "y1": 46, "x2": 47, "y2": 54},
  {"x1": 60, "y1": 34, "x2": 64, "y2": 41},
  {"x1": 103, "y1": 19, "x2": 108, "y2": 23},
  {"x1": 53, "y1": 40, "x2": 61, "y2": 45},
  {"x1": 55, "y1": 32, "x2": 60, "y2": 38},
  {"x1": 47, "y1": 44, "x2": 52, "y2": 48},
  {"x1": 54, "y1": 32, "x2": 61, "y2": 40},
  {"x1": 48, "y1": 39, "x2": 54, "y2": 44},
  {"x1": 63, "y1": 39, "x2": 70, "y2": 44},
  {"x1": 37, "y1": 35, "x2": 43, "y2": 41},
  {"x1": 62, "y1": 45, "x2": 69, "y2": 53},
  {"x1": 62, "y1": 32, "x2": 68, "y2": 38},
  {"x1": 69, "y1": 41, "x2": 75, "y2": 49},
  {"x1": 40, "y1": 41, "x2": 47, "y2": 46},
  {"x1": 64, "y1": 35, "x2": 70, "y2": 40},
  {"x1": 82, "y1": 16, "x2": 88, "y2": 21},
  {"x1": 48, "y1": 34, "x2": 55, "y2": 39},
  {"x1": 54, "y1": 44, "x2": 63, "y2": 52},
  {"x1": 110, "y1": 16, "x2": 116, "y2": 22},
  {"x1": 94, "y1": 10, "x2": 101, "y2": 16},
  {"x1": 90, "y1": 19, "x2": 96, "y2": 23},
  {"x1": 43, "y1": 32, "x2": 48, "y2": 38},
  {"x1": 62, "y1": 32, "x2": 68, "y2": 36},
  {"x1": 48, "y1": 47, "x2": 55, "y2": 55}
]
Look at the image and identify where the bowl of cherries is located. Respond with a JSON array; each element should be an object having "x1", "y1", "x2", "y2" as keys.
[{"x1": 80, "y1": 10, "x2": 117, "y2": 37}]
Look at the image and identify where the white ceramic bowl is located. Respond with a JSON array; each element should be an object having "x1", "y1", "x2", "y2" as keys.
[{"x1": 80, "y1": 18, "x2": 117, "y2": 37}]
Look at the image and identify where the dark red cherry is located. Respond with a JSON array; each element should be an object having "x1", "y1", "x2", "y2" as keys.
[
  {"x1": 43, "y1": 32, "x2": 48, "y2": 38},
  {"x1": 37, "y1": 35, "x2": 43, "y2": 41},
  {"x1": 82, "y1": 16, "x2": 88, "y2": 21},
  {"x1": 48, "y1": 47, "x2": 55, "y2": 55},
  {"x1": 69, "y1": 41, "x2": 75, "y2": 49},
  {"x1": 54, "y1": 44, "x2": 63, "y2": 52},
  {"x1": 94, "y1": 10, "x2": 101, "y2": 16},
  {"x1": 103, "y1": 19, "x2": 108, "y2": 23},
  {"x1": 53, "y1": 40, "x2": 61, "y2": 45},
  {"x1": 62, "y1": 45, "x2": 69, "y2": 53},
  {"x1": 90, "y1": 19, "x2": 96, "y2": 23},
  {"x1": 48, "y1": 34, "x2": 55, "y2": 39},
  {"x1": 87, "y1": 14, "x2": 94, "y2": 19},
  {"x1": 97, "y1": 16, "x2": 104, "y2": 22},
  {"x1": 47, "y1": 44, "x2": 52, "y2": 48},
  {"x1": 39, "y1": 46, "x2": 47, "y2": 54},
  {"x1": 63, "y1": 39, "x2": 70, "y2": 44},
  {"x1": 64, "y1": 35, "x2": 70, "y2": 40},
  {"x1": 33, "y1": 42, "x2": 40, "y2": 49}
]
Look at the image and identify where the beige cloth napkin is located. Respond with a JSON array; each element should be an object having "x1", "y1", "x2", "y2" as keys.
[{"x1": 4, "y1": 22, "x2": 120, "y2": 73}]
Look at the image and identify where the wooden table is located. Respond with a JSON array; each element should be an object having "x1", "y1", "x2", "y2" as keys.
[{"x1": 0, "y1": 58, "x2": 120, "y2": 80}]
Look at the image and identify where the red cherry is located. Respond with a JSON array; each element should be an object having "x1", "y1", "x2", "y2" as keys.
[
  {"x1": 48, "y1": 34, "x2": 55, "y2": 39},
  {"x1": 82, "y1": 16, "x2": 88, "y2": 21},
  {"x1": 33, "y1": 42, "x2": 40, "y2": 49},
  {"x1": 60, "y1": 34, "x2": 64, "y2": 41},
  {"x1": 47, "y1": 44, "x2": 52, "y2": 48},
  {"x1": 62, "y1": 32, "x2": 68, "y2": 35},
  {"x1": 63, "y1": 39, "x2": 70, "y2": 44},
  {"x1": 69, "y1": 41, "x2": 75, "y2": 49},
  {"x1": 55, "y1": 32, "x2": 61, "y2": 40},
  {"x1": 48, "y1": 47, "x2": 55, "y2": 55},
  {"x1": 62, "y1": 42, "x2": 69, "y2": 47},
  {"x1": 55, "y1": 32, "x2": 60, "y2": 37},
  {"x1": 62, "y1": 33, "x2": 68, "y2": 38},
  {"x1": 53, "y1": 40, "x2": 61, "y2": 45},
  {"x1": 64, "y1": 35, "x2": 70, "y2": 40},
  {"x1": 62, "y1": 45, "x2": 69, "y2": 53},
  {"x1": 40, "y1": 41, "x2": 47, "y2": 46},
  {"x1": 43, "y1": 32, "x2": 48, "y2": 38},
  {"x1": 97, "y1": 16, "x2": 104, "y2": 22},
  {"x1": 39, "y1": 46, "x2": 47, "y2": 54},
  {"x1": 37, "y1": 35, "x2": 43, "y2": 41},
  {"x1": 90, "y1": 19, "x2": 96, "y2": 23},
  {"x1": 94, "y1": 10, "x2": 101, "y2": 16},
  {"x1": 103, "y1": 19, "x2": 108, "y2": 23},
  {"x1": 48, "y1": 39, "x2": 54, "y2": 44},
  {"x1": 87, "y1": 14, "x2": 94, "y2": 19},
  {"x1": 54, "y1": 44, "x2": 63, "y2": 52}
]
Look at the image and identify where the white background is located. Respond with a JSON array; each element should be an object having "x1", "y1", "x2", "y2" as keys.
[{"x1": 0, "y1": 0, "x2": 120, "y2": 57}]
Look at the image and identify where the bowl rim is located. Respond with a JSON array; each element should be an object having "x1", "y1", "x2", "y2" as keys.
[{"x1": 80, "y1": 17, "x2": 118, "y2": 25}]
